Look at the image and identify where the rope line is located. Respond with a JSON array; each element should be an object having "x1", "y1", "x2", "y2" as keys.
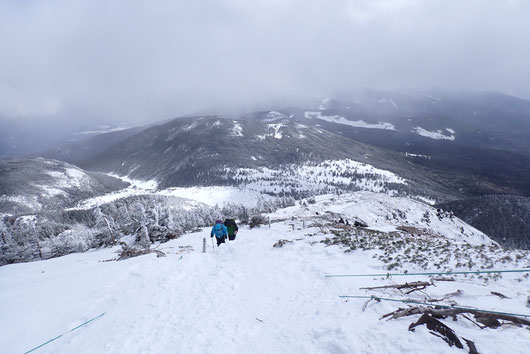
[
  {"x1": 339, "y1": 295, "x2": 530, "y2": 318},
  {"x1": 326, "y1": 269, "x2": 530, "y2": 278},
  {"x1": 24, "y1": 312, "x2": 106, "y2": 354}
]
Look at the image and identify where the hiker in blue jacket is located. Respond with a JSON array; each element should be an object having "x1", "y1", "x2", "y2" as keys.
[{"x1": 211, "y1": 220, "x2": 228, "y2": 246}]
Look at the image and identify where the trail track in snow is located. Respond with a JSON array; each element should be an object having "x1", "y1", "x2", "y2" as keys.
[{"x1": 1, "y1": 221, "x2": 529, "y2": 354}]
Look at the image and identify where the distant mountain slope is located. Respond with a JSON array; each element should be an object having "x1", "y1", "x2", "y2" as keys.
[
  {"x1": 258, "y1": 90, "x2": 530, "y2": 196},
  {"x1": 437, "y1": 195, "x2": 530, "y2": 249},
  {"x1": 80, "y1": 116, "x2": 459, "y2": 200},
  {"x1": 0, "y1": 118, "x2": 140, "y2": 160},
  {"x1": 0, "y1": 158, "x2": 128, "y2": 215},
  {"x1": 42, "y1": 126, "x2": 147, "y2": 164}
]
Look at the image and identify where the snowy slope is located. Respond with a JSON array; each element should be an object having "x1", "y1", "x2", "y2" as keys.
[
  {"x1": 305, "y1": 111, "x2": 396, "y2": 131},
  {"x1": 1, "y1": 194, "x2": 529, "y2": 354},
  {"x1": 0, "y1": 159, "x2": 127, "y2": 215},
  {"x1": 70, "y1": 158, "x2": 409, "y2": 211},
  {"x1": 223, "y1": 159, "x2": 408, "y2": 197},
  {"x1": 69, "y1": 174, "x2": 276, "y2": 210}
]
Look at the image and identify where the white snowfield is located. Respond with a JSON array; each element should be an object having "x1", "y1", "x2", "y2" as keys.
[
  {"x1": 225, "y1": 159, "x2": 407, "y2": 196},
  {"x1": 0, "y1": 209, "x2": 529, "y2": 353},
  {"x1": 263, "y1": 111, "x2": 288, "y2": 121},
  {"x1": 68, "y1": 174, "x2": 158, "y2": 210},
  {"x1": 231, "y1": 121, "x2": 244, "y2": 137},
  {"x1": 158, "y1": 186, "x2": 276, "y2": 207},
  {"x1": 34, "y1": 168, "x2": 92, "y2": 198},
  {"x1": 271, "y1": 193, "x2": 491, "y2": 246},
  {"x1": 304, "y1": 111, "x2": 396, "y2": 131},
  {"x1": 257, "y1": 123, "x2": 286, "y2": 140},
  {"x1": 70, "y1": 174, "x2": 280, "y2": 211},
  {"x1": 74, "y1": 125, "x2": 133, "y2": 135},
  {"x1": 412, "y1": 127, "x2": 455, "y2": 141},
  {"x1": 71, "y1": 159, "x2": 407, "y2": 210},
  {"x1": 1, "y1": 167, "x2": 94, "y2": 210},
  {"x1": 1, "y1": 195, "x2": 529, "y2": 354},
  {"x1": 70, "y1": 174, "x2": 274, "y2": 210}
]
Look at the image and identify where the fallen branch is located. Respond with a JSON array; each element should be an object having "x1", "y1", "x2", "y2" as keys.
[
  {"x1": 382, "y1": 305, "x2": 530, "y2": 327},
  {"x1": 431, "y1": 276, "x2": 456, "y2": 282},
  {"x1": 362, "y1": 297, "x2": 376, "y2": 312},
  {"x1": 463, "y1": 338, "x2": 479, "y2": 354},
  {"x1": 491, "y1": 291, "x2": 510, "y2": 299},
  {"x1": 409, "y1": 313, "x2": 463, "y2": 349},
  {"x1": 462, "y1": 314, "x2": 485, "y2": 329},
  {"x1": 426, "y1": 289, "x2": 463, "y2": 303},
  {"x1": 360, "y1": 281, "x2": 432, "y2": 292}
]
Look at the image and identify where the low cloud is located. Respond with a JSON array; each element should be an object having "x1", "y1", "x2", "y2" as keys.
[{"x1": 1, "y1": 0, "x2": 529, "y2": 124}]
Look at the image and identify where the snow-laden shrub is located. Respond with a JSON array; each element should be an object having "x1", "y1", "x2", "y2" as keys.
[
  {"x1": 250, "y1": 214, "x2": 266, "y2": 229},
  {"x1": 39, "y1": 224, "x2": 98, "y2": 259}
]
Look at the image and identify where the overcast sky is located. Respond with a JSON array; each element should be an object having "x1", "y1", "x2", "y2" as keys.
[{"x1": 1, "y1": 0, "x2": 529, "y2": 124}]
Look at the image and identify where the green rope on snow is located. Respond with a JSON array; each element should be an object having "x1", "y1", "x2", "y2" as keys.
[
  {"x1": 326, "y1": 269, "x2": 530, "y2": 278},
  {"x1": 339, "y1": 295, "x2": 530, "y2": 318},
  {"x1": 24, "y1": 312, "x2": 106, "y2": 354}
]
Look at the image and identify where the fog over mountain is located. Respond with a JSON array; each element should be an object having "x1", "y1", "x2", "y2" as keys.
[
  {"x1": 3, "y1": 3, "x2": 530, "y2": 351},
  {"x1": 1, "y1": 0, "x2": 530, "y2": 127}
]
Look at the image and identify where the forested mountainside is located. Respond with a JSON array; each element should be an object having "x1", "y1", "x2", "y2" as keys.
[{"x1": 438, "y1": 195, "x2": 530, "y2": 249}]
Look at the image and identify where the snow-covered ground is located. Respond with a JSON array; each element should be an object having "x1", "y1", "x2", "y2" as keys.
[
  {"x1": 70, "y1": 174, "x2": 273, "y2": 210},
  {"x1": 305, "y1": 111, "x2": 396, "y2": 131},
  {"x1": 73, "y1": 125, "x2": 134, "y2": 135},
  {"x1": 412, "y1": 127, "x2": 455, "y2": 141},
  {"x1": 224, "y1": 159, "x2": 407, "y2": 196},
  {"x1": 270, "y1": 193, "x2": 489, "y2": 245},
  {"x1": 70, "y1": 158, "x2": 408, "y2": 211},
  {"x1": 1, "y1": 194, "x2": 529, "y2": 354},
  {"x1": 158, "y1": 186, "x2": 276, "y2": 207}
]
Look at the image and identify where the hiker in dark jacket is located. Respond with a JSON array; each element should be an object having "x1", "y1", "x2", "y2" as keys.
[
  {"x1": 224, "y1": 218, "x2": 239, "y2": 241},
  {"x1": 211, "y1": 220, "x2": 228, "y2": 246}
]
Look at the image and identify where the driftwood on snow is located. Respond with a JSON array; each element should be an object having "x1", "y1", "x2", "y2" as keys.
[
  {"x1": 490, "y1": 291, "x2": 510, "y2": 299},
  {"x1": 381, "y1": 305, "x2": 530, "y2": 327},
  {"x1": 426, "y1": 289, "x2": 463, "y2": 303},
  {"x1": 408, "y1": 313, "x2": 463, "y2": 349},
  {"x1": 463, "y1": 338, "x2": 480, "y2": 354},
  {"x1": 360, "y1": 281, "x2": 432, "y2": 294},
  {"x1": 431, "y1": 276, "x2": 456, "y2": 282}
]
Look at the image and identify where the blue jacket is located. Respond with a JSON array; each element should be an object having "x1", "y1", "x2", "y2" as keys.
[{"x1": 211, "y1": 223, "x2": 228, "y2": 238}]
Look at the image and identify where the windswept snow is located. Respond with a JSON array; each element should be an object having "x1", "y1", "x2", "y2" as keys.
[
  {"x1": 70, "y1": 174, "x2": 272, "y2": 210},
  {"x1": 263, "y1": 111, "x2": 288, "y2": 121},
  {"x1": 405, "y1": 152, "x2": 431, "y2": 159},
  {"x1": 231, "y1": 121, "x2": 243, "y2": 137},
  {"x1": 225, "y1": 159, "x2": 407, "y2": 196},
  {"x1": 272, "y1": 193, "x2": 490, "y2": 245},
  {"x1": 268, "y1": 123, "x2": 285, "y2": 139},
  {"x1": 319, "y1": 97, "x2": 331, "y2": 110},
  {"x1": 413, "y1": 127, "x2": 455, "y2": 140},
  {"x1": 305, "y1": 111, "x2": 396, "y2": 131},
  {"x1": 29, "y1": 168, "x2": 92, "y2": 197},
  {"x1": 377, "y1": 98, "x2": 399, "y2": 110},
  {"x1": 1, "y1": 193, "x2": 528, "y2": 354},
  {"x1": 420, "y1": 92, "x2": 441, "y2": 101},
  {"x1": 0, "y1": 194, "x2": 41, "y2": 210},
  {"x1": 74, "y1": 126, "x2": 133, "y2": 135},
  {"x1": 46, "y1": 168, "x2": 90, "y2": 189},
  {"x1": 69, "y1": 174, "x2": 157, "y2": 209},
  {"x1": 257, "y1": 123, "x2": 286, "y2": 140},
  {"x1": 158, "y1": 186, "x2": 275, "y2": 207}
]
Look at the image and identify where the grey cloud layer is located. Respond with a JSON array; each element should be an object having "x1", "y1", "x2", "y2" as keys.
[{"x1": 1, "y1": 0, "x2": 529, "y2": 123}]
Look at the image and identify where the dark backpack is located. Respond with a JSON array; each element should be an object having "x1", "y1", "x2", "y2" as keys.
[{"x1": 224, "y1": 219, "x2": 238, "y2": 235}]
